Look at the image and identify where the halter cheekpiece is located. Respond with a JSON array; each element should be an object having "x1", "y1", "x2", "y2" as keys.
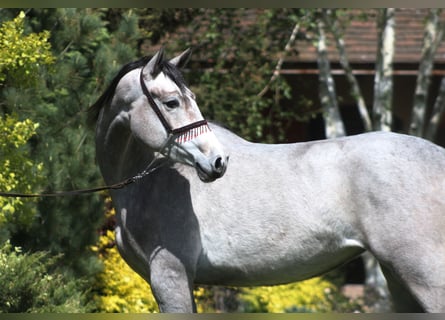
[{"x1": 139, "y1": 69, "x2": 210, "y2": 143}]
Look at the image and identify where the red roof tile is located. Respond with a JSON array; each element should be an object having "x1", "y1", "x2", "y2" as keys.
[{"x1": 294, "y1": 8, "x2": 445, "y2": 64}]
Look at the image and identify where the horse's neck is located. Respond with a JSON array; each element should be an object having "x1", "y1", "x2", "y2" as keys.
[{"x1": 96, "y1": 116, "x2": 155, "y2": 185}]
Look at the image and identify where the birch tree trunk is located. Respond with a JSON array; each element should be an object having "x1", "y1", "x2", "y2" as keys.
[
  {"x1": 323, "y1": 9, "x2": 372, "y2": 132},
  {"x1": 409, "y1": 9, "x2": 444, "y2": 137},
  {"x1": 426, "y1": 76, "x2": 445, "y2": 140},
  {"x1": 316, "y1": 15, "x2": 346, "y2": 139},
  {"x1": 372, "y1": 8, "x2": 395, "y2": 132}
]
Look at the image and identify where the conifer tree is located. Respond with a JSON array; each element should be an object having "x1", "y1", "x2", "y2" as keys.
[
  {"x1": 0, "y1": 8, "x2": 141, "y2": 276},
  {"x1": 0, "y1": 11, "x2": 94, "y2": 312}
]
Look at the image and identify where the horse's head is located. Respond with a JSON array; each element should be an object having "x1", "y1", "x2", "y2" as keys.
[{"x1": 117, "y1": 48, "x2": 228, "y2": 182}]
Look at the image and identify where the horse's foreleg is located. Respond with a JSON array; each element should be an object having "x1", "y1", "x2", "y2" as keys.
[{"x1": 149, "y1": 248, "x2": 196, "y2": 313}]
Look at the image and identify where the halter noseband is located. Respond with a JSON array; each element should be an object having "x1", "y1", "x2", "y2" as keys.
[{"x1": 139, "y1": 69, "x2": 210, "y2": 143}]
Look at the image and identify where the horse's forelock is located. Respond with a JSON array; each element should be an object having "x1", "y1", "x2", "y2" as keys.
[{"x1": 158, "y1": 60, "x2": 188, "y2": 93}]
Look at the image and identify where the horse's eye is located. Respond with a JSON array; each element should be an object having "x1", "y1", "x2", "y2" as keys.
[{"x1": 165, "y1": 99, "x2": 180, "y2": 109}]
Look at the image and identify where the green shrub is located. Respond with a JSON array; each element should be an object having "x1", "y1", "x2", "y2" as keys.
[
  {"x1": 0, "y1": 114, "x2": 44, "y2": 243},
  {"x1": 0, "y1": 241, "x2": 92, "y2": 312},
  {"x1": 0, "y1": 11, "x2": 54, "y2": 86}
]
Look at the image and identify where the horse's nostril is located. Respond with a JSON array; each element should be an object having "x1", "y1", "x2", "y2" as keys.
[
  {"x1": 214, "y1": 157, "x2": 223, "y2": 170},
  {"x1": 210, "y1": 155, "x2": 228, "y2": 178}
]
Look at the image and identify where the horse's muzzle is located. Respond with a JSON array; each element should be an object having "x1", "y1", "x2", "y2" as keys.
[{"x1": 196, "y1": 155, "x2": 229, "y2": 182}]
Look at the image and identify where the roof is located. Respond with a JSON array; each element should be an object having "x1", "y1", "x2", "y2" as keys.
[{"x1": 294, "y1": 8, "x2": 445, "y2": 64}]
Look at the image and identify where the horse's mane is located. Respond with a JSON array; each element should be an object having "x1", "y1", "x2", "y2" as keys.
[
  {"x1": 87, "y1": 56, "x2": 151, "y2": 126},
  {"x1": 87, "y1": 55, "x2": 188, "y2": 127}
]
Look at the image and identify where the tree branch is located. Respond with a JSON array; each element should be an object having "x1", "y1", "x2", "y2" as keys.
[{"x1": 258, "y1": 22, "x2": 300, "y2": 97}]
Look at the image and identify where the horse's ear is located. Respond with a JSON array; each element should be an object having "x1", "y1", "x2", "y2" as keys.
[
  {"x1": 169, "y1": 48, "x2": 192, "y2": 69},
  {"x1": 143, "y1": 47, "x2": 165, "y2": 79}
]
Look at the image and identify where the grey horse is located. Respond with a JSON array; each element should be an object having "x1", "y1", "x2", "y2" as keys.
[{"x1": 90, "y1": 48, "x2": 445, "y2": 312}]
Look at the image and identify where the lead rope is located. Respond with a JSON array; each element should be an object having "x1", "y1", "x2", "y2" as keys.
[{"x1": 0, "y1": 134, "x2": 175, "y2": 198}]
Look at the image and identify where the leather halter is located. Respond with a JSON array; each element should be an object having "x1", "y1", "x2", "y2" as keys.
[{"x1": 139, "y1": 69, "x2": 209, "y2": 140}]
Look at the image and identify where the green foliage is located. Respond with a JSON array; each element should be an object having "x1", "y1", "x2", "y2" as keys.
[
  {"x1": 164, "y1": 9, "x2": 319, "y2": 143},
  {"x1": 0, "y1": 12, "x2": 50, "y2": 243},
  {"x1": 0, "y1": 241, "x2": 92, "y2": 312},
  {"x1": 172, "y1": 9, "x2": 297, "y2": 143},
  {"x1": 0, "y1": 114, "x2": 43, "y2": 243},
  {"x1": 137, "y1": 9, "x2": 197, "y2": 44},
  {"x1": 0, "y1": 11, "x2": 54, "y2": 86},
  {"x1": 3, "y1": 8, "x2": 144, "y2": 276}
]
